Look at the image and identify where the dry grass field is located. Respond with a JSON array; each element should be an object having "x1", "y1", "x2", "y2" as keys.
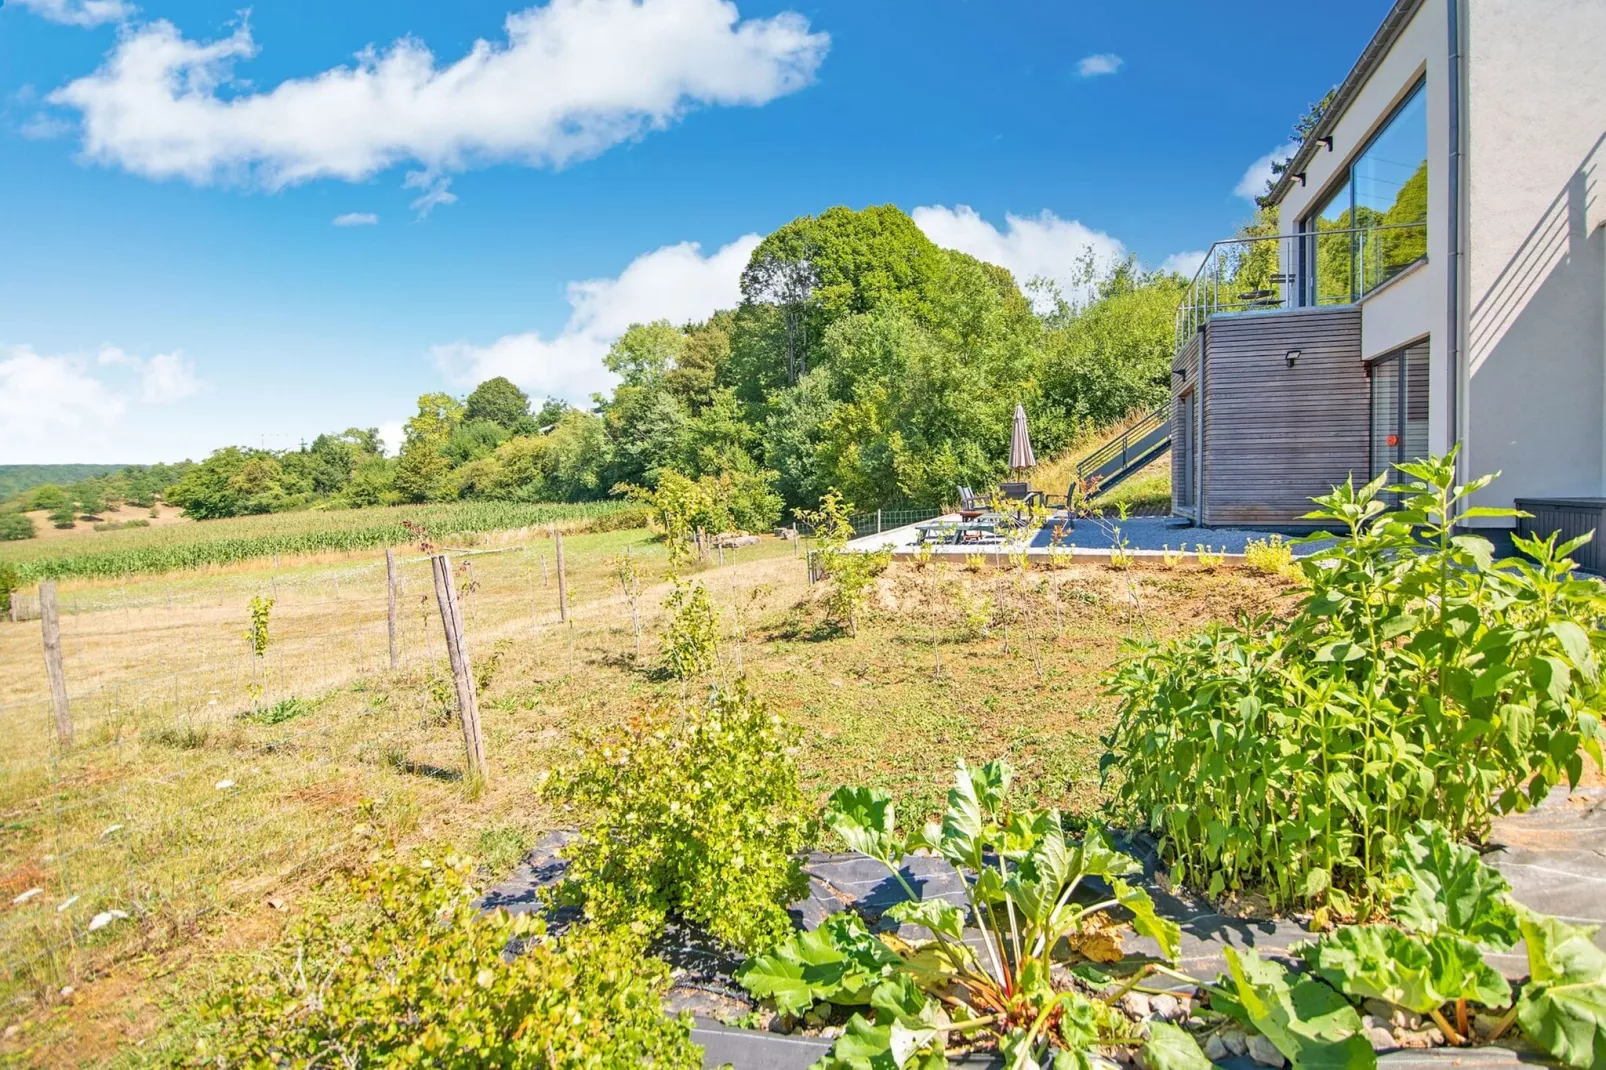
[{"x1": 0, "y1": 523, "x2": 1293, "y2": 1066}]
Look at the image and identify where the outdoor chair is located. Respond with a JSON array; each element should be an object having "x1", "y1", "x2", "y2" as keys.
[
  {"x1": 997, "y1": 482, "x2": 1045, "y2": 509},
  {"x1": 956, "y1": 486, "x2": 987, "y2": 519}
]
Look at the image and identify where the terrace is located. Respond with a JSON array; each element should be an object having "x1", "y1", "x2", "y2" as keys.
[
  {"x1": 1174, "y1": 220, "x2": 1429, "y2": 349},
  {"x1": 844, "y1": 510, "x2": 1328, "y2": 564}
]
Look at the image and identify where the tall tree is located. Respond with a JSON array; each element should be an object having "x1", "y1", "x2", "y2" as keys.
[{"x1": 464, "y1": 377, "x2": 532, "y2": 431}]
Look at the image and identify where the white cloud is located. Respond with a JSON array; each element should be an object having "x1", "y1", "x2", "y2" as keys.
[
  {"x1": 433, "y1": 234, "x2": 761, "y2": 402},
  {"x1": 0, "y1": 347, "x2": 127, "y2": 455},
  {"x1": 377, "y1": 420, "x2": 405, "y2": 457},
  {"x1": 140, "y1": 351, "x2": 201, "y2": 402},
  {"x1": 19, "y1": 115, "x2": 72, "y2": 140},
  {"x1": 94, "y1": 344, "x2": 201, "y2": 401},
  {"x1": 403, "y1": 172, "x2": 456, "y2": 217},
  {"x1": 912, "y1": 205, "x2": 1128, "y2": 312},
  {"x1": 1159, "y1": 250, "x2": 1207, "y2": 278},
  {"x1": 50, "y1": 0, "x2": 829, "y2": 196},
  {"x1": 0, "y1": 343, "x2": 201, "y2": 460},
  {"x1": 1075, "y1": 53, "x2": 1123, "y2": 78},
  {"x1": 1235, "y1": 142, "x2": 1297, "y2": 200},
  {"x1": 9, "y1": 0, "x2": 135, "y2": 28},
  {"x1": 333, "y1": 211, "x2": 379, "y2": 226}
]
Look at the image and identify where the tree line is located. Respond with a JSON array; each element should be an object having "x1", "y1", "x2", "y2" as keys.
[{"x1": 4, "y1": 204, "x2": 1192, "y2": 535}]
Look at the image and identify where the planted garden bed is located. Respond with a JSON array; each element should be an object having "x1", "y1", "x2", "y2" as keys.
[{"x1": 484, "y1": 783, "x2": 1603, "y2": 1069}]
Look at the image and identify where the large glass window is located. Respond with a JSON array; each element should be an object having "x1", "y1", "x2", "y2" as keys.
[{"x1": 1303, "y1": 80, "x2": 1428, "y2": 304}]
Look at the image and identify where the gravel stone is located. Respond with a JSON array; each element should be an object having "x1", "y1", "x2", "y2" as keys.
[
  {"x1": 1119, "y1": 993, "x2": 1152, "y2": 1020},
  {"x1": 1203, "y1": 1033, "x2": 1230, "y2": 1061},
  {"x1": 1222, "y1": 1029, "x2": 1249, "y2": 1057},
  {"x1": 1149, "y1": 994, "x2": 1181, "y2": 1021},
  {"x1": 1366, "y1": 1027, "x2": 1396, "y2": 1052},
  {"x1": 1394, "y1": 1029, "x2": 1432, "y2": 1049},
  {"x1": 1247, "y1": 1033, "x2": 1287, "y2": 1067}
]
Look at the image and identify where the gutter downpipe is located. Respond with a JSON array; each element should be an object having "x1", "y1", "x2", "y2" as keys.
[{"x1": 1446, "y1": 0, "x2": 1465, "y2": 504}]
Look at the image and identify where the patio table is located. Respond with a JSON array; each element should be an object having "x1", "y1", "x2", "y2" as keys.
[{"x1": 914, "y1": 517, "x2": 1007, "y2": 545}]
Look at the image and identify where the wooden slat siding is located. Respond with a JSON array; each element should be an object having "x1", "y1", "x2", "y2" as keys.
[
  {"x1": 1171, "y1": 331, "x2": 1202, "y2": 517},
  {"x1": 1202, "y1": 307, "x2": 1367, "y2": 526},
  {"x1": 1516, "y1": 500, "x2": 1605, "y2": 574}
]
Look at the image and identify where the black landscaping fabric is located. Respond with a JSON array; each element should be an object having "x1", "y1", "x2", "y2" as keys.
[{"x1": 480, "y1": 788, "x2": 1605, "y2": 1068}]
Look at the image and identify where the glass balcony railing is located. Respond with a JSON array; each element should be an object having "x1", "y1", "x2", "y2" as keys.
[{"x1": 1174, "y1": 222, "x2": 1427, "y2": 349}]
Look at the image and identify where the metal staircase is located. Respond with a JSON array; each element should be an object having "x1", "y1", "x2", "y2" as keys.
[{"x1": 1075, "y1": 402, "x2": 1172, "y2": 493}]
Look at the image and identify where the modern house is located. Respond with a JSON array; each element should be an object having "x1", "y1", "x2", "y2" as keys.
[{"x1": 1168, "y1": 0, "x2": 1605, "y2": 562}]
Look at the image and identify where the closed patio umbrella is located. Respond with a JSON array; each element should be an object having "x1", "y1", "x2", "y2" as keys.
[{"x1": 1008, "y1": 403, "x2": 1035, "y2": 473}]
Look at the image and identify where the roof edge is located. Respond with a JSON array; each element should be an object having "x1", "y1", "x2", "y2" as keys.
[{"x1": 1263, "y1": 0, "x2": 1428, "y2": 208}]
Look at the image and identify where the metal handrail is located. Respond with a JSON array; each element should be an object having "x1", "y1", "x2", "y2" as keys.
[
  {"x1": 1077, "y1": 403, "x2": 1172, "y2": 482},
  {"x1": 1173, "y1": 221, "x2": 1428, "y2": 349}
]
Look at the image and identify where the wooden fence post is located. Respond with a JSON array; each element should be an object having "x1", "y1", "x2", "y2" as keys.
[
  {"x1": 555, "y1": 531, "x2": 568, "y2": 623},
  {"x1": 39, "y1": 582, "x2": 72, "y2": 748},
  {"x1": 431, "y1": 555, "x2": 488, "y2": 781},
  {"x1": 877, "y1": 508, "x2": 883, "y2": 535},
  {"x1": 385, "y1": 548, "x2": 400, "y2": 670}
]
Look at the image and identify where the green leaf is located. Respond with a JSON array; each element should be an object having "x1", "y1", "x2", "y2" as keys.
[
  {"x1": 736, "y1": 914, "x2": 903, "y2": 1017},
  {"x1": 1515, "y1": 910, "x2": 1606, "y2": 1070},
  {"x1": 1300, "y1": 926, "x2": 1508, "y2": 1014},
  {"x1": 1549, "y1": 621, "x2": 1600, "y2": 685},
  {"x1": 1424, "y1": 932, "x2": 1511, "y2": 1009},
  {"x1": 1073, "y1": 824, "x2": 1141, "y2": 880},
  {"x1": 1390, "y1": 821, "x2": 1519, "y2": 950},
  {"x1": 939, "y1": 763, "x2": 991, "y2": 869},
  {"x1": 1143, "y1": 1022, "x2": 1213, "y2": 1070},
  {"x1": 736, "y1": 953, "x2": 815, "y2": 1017},
  {"x1": 1111, "y1": 877, "x2": 1181, "y2": 963},
  {"x1": 884, "y1": 899, "x2": 965, "y2": 941},
  {"x1": 1532, "y1": 656, "x2": 1573, "y2": 705},
  {"x1": 827, "y1": 786, "x2": 906, "y2": 866},
  {"x1": 1222, "y1": 947, "x2": 1376, "y2": 1070},
  {"x1": 816, "y1": 1014, "x2": 895, "y2": 1070},
  {"x1": 887, "y1": 1020, "x2": 940, "y2": 1069}
]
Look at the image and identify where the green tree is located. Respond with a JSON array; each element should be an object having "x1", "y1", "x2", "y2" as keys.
[
  {"x1": 463, "y1": 376, "x2": 532, "y2": 431},
  {"x1": 0, "y1": 512, "x2": 35, "y2": 541},
  {"x1": 393, "y1": 393, "x2": 462, "y2": 503},
  {"x1": 1041, "y1": 256, "x2": 1186, "y2": 432},
  {"x1": 76, "y1": 486, "x2": 105, "y2": 517}
]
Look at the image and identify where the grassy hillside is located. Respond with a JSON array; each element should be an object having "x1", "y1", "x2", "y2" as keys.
[{"x1": 0, "y1": 465, "x2": 128, "y2": 499}]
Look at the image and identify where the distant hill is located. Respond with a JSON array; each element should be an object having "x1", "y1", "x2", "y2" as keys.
[{"x1": 0, "y1": 465, "x2": 129, "y2": 498}]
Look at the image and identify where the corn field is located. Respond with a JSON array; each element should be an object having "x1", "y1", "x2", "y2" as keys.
[{"x1": 0, "y1": 501, "x2": 641, "y2": 584}]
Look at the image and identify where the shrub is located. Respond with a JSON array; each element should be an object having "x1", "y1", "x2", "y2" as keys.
[
  {"x1": 801, "y1": 487, "x2": 889, "y2": 636},
  {"x1": 816, "y1": 547, "x2": 892, "y2": 636},
  {"x1": 239, "y1": 696, "x2": 310, "y2": 726},
  {"x1": 660, "y1": 577, "x2": 719, "y2": 681},
  {"x1": 1243, "y1": 533, "x2": 1297, "y2": 578},
  {"x1": 1103, "y1": 454, "x2": 1605, "y2": 914},
  {"x1": 187, "y1": 852, "x2": 699, "y2": 1067},
  {"x1": 0, "y1": 512, "x2": 35, "y2": 541},
  {"x1": 0, "y1": 562, "x2": 17, "y2": 615},
  {"x1": 543, "y1": 681, "x2": 814, "y2": 953}
]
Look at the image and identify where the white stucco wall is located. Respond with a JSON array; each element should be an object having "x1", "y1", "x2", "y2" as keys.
[
  {"x1": 1277, "y1": 0, "x2": 1451, "y2": 455},
  {"x1": 1464, "y1": 0, "x2": 1606, "y2": 518}
]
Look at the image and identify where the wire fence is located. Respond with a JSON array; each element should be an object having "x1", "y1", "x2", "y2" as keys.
[{"x1": 0, "y1": 532, "x2": 805, "y2": 1026}]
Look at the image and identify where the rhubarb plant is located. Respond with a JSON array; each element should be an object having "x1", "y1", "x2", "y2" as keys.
[
  {"x1": 1298, "y1": 821, "x2": 1606, "y2": 1068},
  {"x1": 739, "y1": 760, "x2": 1202, "y2": 1069}
]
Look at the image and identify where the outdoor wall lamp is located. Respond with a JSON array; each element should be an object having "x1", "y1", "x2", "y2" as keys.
[
  {"x1": 1294, "y1": 171, "x2": 1307, "y2": 186},
  {"x1": 1285, "y1": 349, "x2": 1301, "y2": 368},
  {"x1": 1173, "y1": 367, "x2": 1186, "y2": 379},
  {"x1": 1318, "y1": 135, "x2": 1334, "y2": 152}
]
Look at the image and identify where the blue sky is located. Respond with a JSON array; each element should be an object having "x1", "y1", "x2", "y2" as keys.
[{"x1": 0, "y1": 0, "x2": 1389, "y2": 464}]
